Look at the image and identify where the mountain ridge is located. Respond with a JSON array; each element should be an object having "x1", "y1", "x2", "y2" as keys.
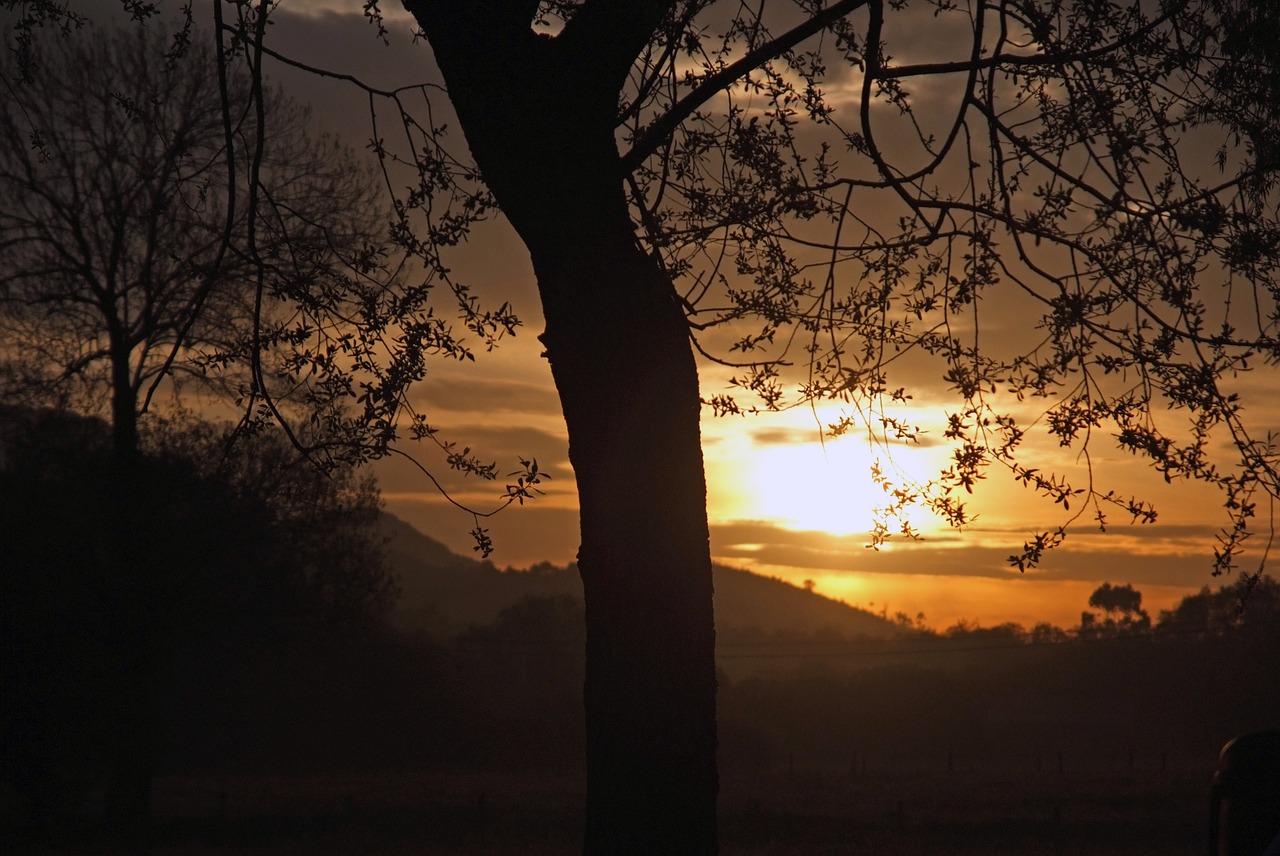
[{"x1": 380, "y1": 512, "x2": 908, "y2": 641}]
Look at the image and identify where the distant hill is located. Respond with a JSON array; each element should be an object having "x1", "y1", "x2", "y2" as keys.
[
  {"x1": 380, "y1": 513, "x2": 907, "y2": 641},
  {"x1": 379, "y1": 513, "x2": 579, "y2": 635}
]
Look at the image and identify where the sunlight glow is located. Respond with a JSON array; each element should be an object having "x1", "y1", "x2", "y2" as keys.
[
  {"x1": 703, "y1": 403, "x2": 946, "y2": 539},
  {"x1": 748, "y1": 437, "x2": 883, "y2": 536}
]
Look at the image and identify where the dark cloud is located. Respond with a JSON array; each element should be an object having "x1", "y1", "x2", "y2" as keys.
[
  {"x1": 1061, "y1": 522, "x2": 1222, "y2": 543},
  {"x1": 443, "y1": 422, "x2": 567, "y2": 457},
  {"x1": 746, "y1": 421, "x2": 947, "y2": 448},
  {"x1": 374, "y1": 423, "x2": 572, "y2": 496},
  {"x1": 267, "y1": 7, "x2": 440, "y2": 94},
  {"x1": 710, "y1": 518, "x2": 1222, "y2": 589},
  {"x1": 409, "y1": 376, "x2": 562, "y2": 416}
]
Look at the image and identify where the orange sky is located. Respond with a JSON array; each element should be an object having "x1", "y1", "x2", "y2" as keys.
[
  {"x1": 371, "y1": 321, "x2": 1250, "y2": 631},
  {"x1": 245, "y1": 3, "x2": 1270, "y2": 633},
  {"x1": 70, "y1": 1, "x2": 1268, "y2": 631}
]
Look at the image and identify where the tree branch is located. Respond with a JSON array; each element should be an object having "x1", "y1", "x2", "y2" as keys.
[
  {"x1": 621, "y1": 0, "x2": 869, "y2": 172},
  {"x1": 556, "y1": 0, "x2": 678, "y2": 98},
  {"x1": 880, "y1": 2, "x2": 1178, "y2": 79}
]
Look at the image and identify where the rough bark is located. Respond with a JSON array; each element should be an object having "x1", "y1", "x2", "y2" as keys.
[{"x1": 408, "y1": 3, "x2": 718, "y2": 851}]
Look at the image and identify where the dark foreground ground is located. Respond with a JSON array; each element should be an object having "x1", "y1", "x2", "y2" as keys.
[{"x1": 7, "y1": 761, "x2": 1212, "y2": 855}]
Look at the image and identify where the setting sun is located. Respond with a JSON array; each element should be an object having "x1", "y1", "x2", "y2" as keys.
[
  {"x1": 700, "y1": 405, "x2": 944, "y2": 540},
  {"x1": 748, "y1": 437, "x2": 881, "y2": 536}
]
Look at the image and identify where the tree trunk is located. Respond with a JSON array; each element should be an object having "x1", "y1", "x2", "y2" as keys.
[
  {"x1": 409, "y1": 6, "x2": 719, "y2": 851},
  {"x1": 110, "y1": 340, "x2": 139, "y2": 462},
  {"x1": 536, "y1": 215, "x2": 719, "y2": 855},
  {"x1": 105, "y1": 351, "x2": 157, "y2": 843}
]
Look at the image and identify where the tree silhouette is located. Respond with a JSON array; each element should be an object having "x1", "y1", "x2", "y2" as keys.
[
  {"x1": 1088, "y1": 583, "x2": 1142, "y2": 616},
  {"x1": 1081, "y1": 581, "x2": 1151, "y2": 635},
  {"x1": 0, "y1": 23, "x2": 397, "y2": 462},
  {"x1": 1157, "y1": 574, "x2": 1280, "y2": 634},
  {"x1": 375, "y1": 3, "x2": 1280, "y2": 850},
  {"x1": 13, "y1": 1, "x2": 1280, "y2": 852},
  {"x1": 0, "y1": 23, "x2": 412, "y2": 839}
]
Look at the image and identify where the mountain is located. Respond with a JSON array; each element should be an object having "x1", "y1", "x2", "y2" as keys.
[
  {"x1": 711, "y1": 562, "x2": 910, "y2": 640},
  {"x1": 380, "y1": 513, "x2": 907, "y2": 641},
  {"x1": 379, "y1": 513, "x2": 579, "y2": 635}
]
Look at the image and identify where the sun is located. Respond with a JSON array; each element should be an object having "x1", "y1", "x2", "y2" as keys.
[
  {"x1": 702, "y1": 409, "x2": 944, "y2": 539},
  {"x1": 747, "y1": 436, "x2": 884, "y2": 536}
]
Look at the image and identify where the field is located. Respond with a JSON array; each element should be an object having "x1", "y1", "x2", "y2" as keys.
[{"x1": 10, "y1": 761, "x2": 1212, "y2": 855}]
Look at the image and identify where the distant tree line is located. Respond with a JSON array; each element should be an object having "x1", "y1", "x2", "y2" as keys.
[{"x1": 720, "y1": 581, "x2": 1280, "y2": 777}]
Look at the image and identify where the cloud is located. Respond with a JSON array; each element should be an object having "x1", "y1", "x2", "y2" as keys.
[
  {"x1": 738, "y1": 416, "x2": 947, "y2": 450},
  {"x1": 749, "y1": 427, "x2": 813, "y2": 446},
  {"x1": 279, "y1": 2, "x2": 415, "y2": 24},
  {"x1": 383, "y1": 496, "x2": 582, "y2": 570},
  {"x1": 377, "y1": 421, "x2": 570, "y2": 485},
  {"x1": 710, "y1": 518, "x2": 1225, "y2": 588},
  {"x1": 409, "y1": 376, "x2": 562, "y2": 416},
  {"x1": 438, "y1": 421, "x2": 566, "y2": 455}
]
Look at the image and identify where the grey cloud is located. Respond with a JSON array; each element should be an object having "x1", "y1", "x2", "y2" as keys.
[
  {"x1": 745, "y1": 422, "x2": 946, "y2": 449},
  {"x1": 750, "y1": 427, "x2": 813, "y2": 446},
  {"x1": 409, "y1": 376, "x2": 562, "y2": 416}
]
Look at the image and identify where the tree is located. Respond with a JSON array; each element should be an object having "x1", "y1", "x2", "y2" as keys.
[
  {"x1": 1082, "y1": 581, "x2": 1150, "y2": 635},
  {"x1": 376, "y1": 2, "x2": 1280, "y2": 851},
  {"x1": 15, "y1": 1, "x2": 1280, "y2": 852},
  {"x1": 0, "y1": 22, "x2": 398, "y2": 462},
  {"x1": 0, "y1": 23, "x2": 410, "y2": 839},
  {"x1": 1157, "y1": 574, "x2": 1280, "y2": 634},
  {"x1": 1087, "y1": 582, "x2": 1144, "y2": 616}
]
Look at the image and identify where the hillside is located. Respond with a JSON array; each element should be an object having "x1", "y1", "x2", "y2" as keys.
[{"x1": 380, "y1": 513, "x2": 907, "y2": 640}]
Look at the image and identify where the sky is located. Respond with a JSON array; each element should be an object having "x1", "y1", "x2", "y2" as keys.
[{"x1": 61, "y1": 0, "x2": 1274, "y2": 630}]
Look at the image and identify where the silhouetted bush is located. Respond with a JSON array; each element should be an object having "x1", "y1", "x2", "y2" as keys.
[{"x1": 0, "y1": 408, "x2": 398, "y2": 834}]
